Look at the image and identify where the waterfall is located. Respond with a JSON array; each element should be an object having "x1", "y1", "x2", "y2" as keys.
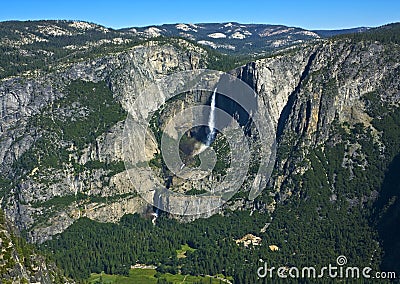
[
  {"x1": 191, "y1": 88, "x2": 217, "y2": 156},
  {"x1": 152, "y1": 194, "x2": 162, "y2": 226},
  {"x1": 156, "y1": 194, "x2": 161, "y2": 216},
  {"x1": 206, "y1": 88, "x2": 217, "y2": 146},
  {"x1": 151, "y1": 213, "x2": 157, "y2": 226}
]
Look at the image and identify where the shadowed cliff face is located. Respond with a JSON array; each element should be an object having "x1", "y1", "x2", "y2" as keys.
[
  {"x1": 275, "y1": 51, "x2": 317, "y2": 139},
  {"x1": 373, "y1": 154, "x2": 400, "y2": 274}
]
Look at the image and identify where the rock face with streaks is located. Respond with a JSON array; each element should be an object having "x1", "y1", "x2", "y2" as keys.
[
  {"x1": 0, "y1": 39, "x2": 209, "y2": 243},
  {"x1": 236, "y1": 39, "x2": 399, "y2": 198}
]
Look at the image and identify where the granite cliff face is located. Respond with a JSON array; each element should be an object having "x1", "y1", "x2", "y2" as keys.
[
  {"x1": 0, "y1": 21, "x2": 399, "y2": 251},
  {"x1": 236, "y1": 39, "x2": 399, "y2": 199},
  {"x1": 0, "y1": 39, "x2": 209, "y2": 243}
]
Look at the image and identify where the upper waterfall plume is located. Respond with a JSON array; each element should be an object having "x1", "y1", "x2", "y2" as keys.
[{"x1": 206, "y1": 88, "x2": 217, "y2": 146}]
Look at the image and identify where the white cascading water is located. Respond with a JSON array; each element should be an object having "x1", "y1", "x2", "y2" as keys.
[
  {"x1": 151, "y1": 213, "x2": 157, "y2": 225},
  {"x1": 193, "y1": 88, "x2": 217, "y2": 155},
  {"x1": 157, "y1": 194, "x2": 161, "y2": 214},
  {"x1": 206, "y1": 88, "x2": 217, "y2": 146},
  {"x1": 152, "y1": 194, "x2": 162, "y2": 225}
]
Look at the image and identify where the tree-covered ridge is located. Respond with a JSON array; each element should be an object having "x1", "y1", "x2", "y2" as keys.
[
  {"x1": 0, "y1": 209, "x2": 69, "y2": 283},
  {"x1": 0, "y1": 24, "x2": 251, "y2": 79},
  {"x1": 0, "y1": 20, "x2": 259, "y2": 79},
  {"x1": 0, "y1": 20, "x2": 141, "y2": 78},
  {"x1": 337, "y1": 22, "x2": 400, "y2": 44},
  {"x1": 365, "y1": 93, "x2": 400, "y2": 274}
]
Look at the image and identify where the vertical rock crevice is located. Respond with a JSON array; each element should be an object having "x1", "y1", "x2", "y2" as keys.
[{"x1": 276, "y1": 51, "x2": 318, "y2": 140}]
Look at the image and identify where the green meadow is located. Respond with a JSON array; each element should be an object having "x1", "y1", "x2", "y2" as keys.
[{"x1": 87, "y1": 268, "x2": 229, "y2": 284}]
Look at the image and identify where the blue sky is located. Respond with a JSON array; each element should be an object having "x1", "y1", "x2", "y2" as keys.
[{"x1": 1, "y1": 0, "x2": 399, "y2": 30}]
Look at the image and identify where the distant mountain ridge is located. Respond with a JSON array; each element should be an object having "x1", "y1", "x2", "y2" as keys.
[
  {"x1": 0, "y1": 20, "x2": 371, "y2": 78},
  {"x1": 122, "y1": 22, "x2": 369, "y2": 54},
  {"x1": 312, "y1": 27, "x2": 369, "y2": 37},
  {"x1": 0, "y1": 20, "x2": 369, "y2": 59}
]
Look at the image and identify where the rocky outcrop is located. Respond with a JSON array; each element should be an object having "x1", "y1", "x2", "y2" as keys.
[{"x1": 0, "y1": 209, "x2": 73, "y2": 283}]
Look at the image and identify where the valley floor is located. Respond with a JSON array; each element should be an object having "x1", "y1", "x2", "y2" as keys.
[{"x1": 87, "y1": 268, "x2": 232, "y2": 284}]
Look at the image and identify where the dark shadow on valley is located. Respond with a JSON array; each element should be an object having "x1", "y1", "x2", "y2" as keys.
[{"x1": 373, "y1": 153, "x2": 400, "y2": 274}]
